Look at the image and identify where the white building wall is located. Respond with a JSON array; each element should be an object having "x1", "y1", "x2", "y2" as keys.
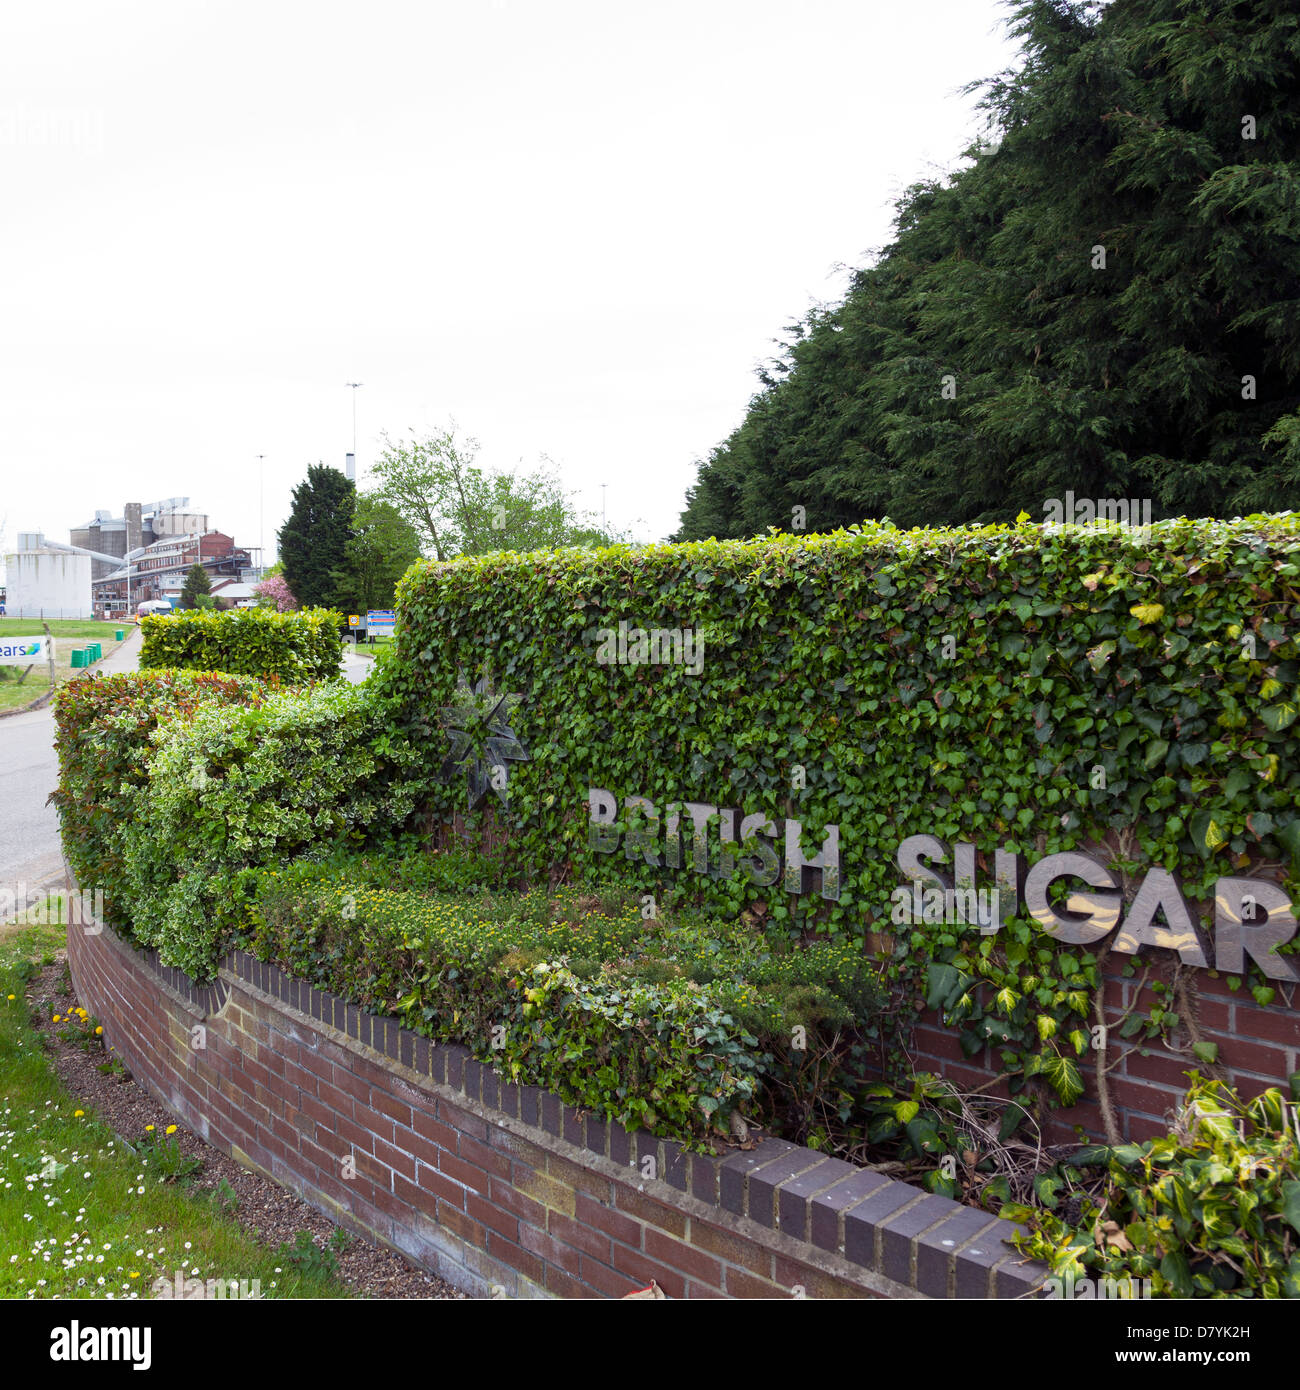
[{"x1": 4, "y1": 549, "x2": 93, "y2": 619}]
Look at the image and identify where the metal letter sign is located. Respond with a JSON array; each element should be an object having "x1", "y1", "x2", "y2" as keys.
[
  {"x1": 588, "y1": 789, "x2": 839, "y2": 901},
  {"x1": 896, "y1": 835, "x2": 1298, "y2": 982}
]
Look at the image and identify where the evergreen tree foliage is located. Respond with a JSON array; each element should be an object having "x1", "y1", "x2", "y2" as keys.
[
  {"x1": 279, "y1": 464, "x2": 356, "y2": 609},
  {"x1": 676, "y1": 0, "x2": 1300, "y2": 538},
  {"x1": 177, "y1": 562, "x2": 212, "y2": 611}
]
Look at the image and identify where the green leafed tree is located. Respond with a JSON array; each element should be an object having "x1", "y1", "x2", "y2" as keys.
[
  {"x1": 676, "y1": 0, "x2": 1300, "y2": 539},
  {"x1": 177, "y1": 562, "x2": 212, "y2": 611},
  {"x1": 329, "y1": 494, "x2": 422, "y2": 614},
  {"x1": 369, "y1": 423, "x2": 625, "y2": 560},
  {"x1": 279, "y1": 464, "x2": 357, "y2": 608}
]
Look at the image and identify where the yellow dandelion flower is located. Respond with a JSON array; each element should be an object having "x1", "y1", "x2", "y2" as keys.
[
  {"x1": 145, "y1": 1124, "x2": 155, "y2": 1132},
  {"x1": 74, "y1": 1109, "x2": 84, "y2": 1117},
  {"x1": 166, "y1": 1125, "x2": 177, "y2": 1135}
]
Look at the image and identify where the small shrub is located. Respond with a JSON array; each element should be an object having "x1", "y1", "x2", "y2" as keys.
[
  {"x1": 117, "y1": 683, "x2": 432, "y2": 978},
  {"x1": 276, "y1": 1230, "x2": 348, "y2": 1280},
  {"x1": 52, "y1": 670, "x2": 279, "y2": 933},
  {"x1": 1008, "y1": 1073, "x2": 1300, "y2": 1297}
]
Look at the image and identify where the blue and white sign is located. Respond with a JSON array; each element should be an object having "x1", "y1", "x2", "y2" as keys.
[
  {"x1": 366, "y1": 610, "x2": 396, "y2": 634},
  {"x1": 0, "y1": 637, "x2": 50, "y2": 666}
]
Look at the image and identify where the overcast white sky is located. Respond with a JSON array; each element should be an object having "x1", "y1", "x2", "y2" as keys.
[{"x1": 0, "y1": 0, "x2": 1022, "y2": 579}]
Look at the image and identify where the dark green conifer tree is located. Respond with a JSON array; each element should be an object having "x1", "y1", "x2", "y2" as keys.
[
  {"x1": 676, "y1": 0, "x2": 1300, "y2": 539},
  {"x1": 279, "y1": 464, "x2": 356, "y2": 609}
]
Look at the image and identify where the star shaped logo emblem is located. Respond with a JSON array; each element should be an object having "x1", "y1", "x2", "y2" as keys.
[{"x1": 439, "y1": 674, "x2": 530, "y2": 810}]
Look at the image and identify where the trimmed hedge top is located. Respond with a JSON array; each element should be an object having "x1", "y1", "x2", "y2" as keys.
[{"x1": 139, "y1": 606, "x2": 344, "y2": 681}]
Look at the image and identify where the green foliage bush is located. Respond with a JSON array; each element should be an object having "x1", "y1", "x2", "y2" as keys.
[
  {"x1": 139, "y1": 606, "x2": 344, "y2": 681},
  {"x1": 51, "y1": 671, "x2": 280, "y2": 934},
  {"x1": 1010, "y1": 1074, "x2": 1300, "y2": 1298},
  {"x1": 114, "y1": 683, "x2": 430, "y2": 978},
  {"x1": 240, "y1": 858, "x2": 884, "y2": 1142},
  {"x1": 377, "y1": 515, "x2": 1300, "y2": 1107}
]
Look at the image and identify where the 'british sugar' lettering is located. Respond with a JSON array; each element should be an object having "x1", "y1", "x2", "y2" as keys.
[
  {"x1": 895, "y1": 835, "x2": 1297, "y2": 983},
  {"x1": 588, "y1": 789, "x2": 838, "y2": 900}
]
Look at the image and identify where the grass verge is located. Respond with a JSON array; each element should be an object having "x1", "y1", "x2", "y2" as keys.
[
  {"x1": 0, "y1": 626, "x2": 130, "y2": 713},
  {"x1": 0, "y1": 919, "x2": 353, "y2": 1300}
]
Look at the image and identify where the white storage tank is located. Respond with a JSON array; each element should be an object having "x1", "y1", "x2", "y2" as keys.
[{"x1": 4, "y1": 541, "x2": 93, "y2": 619}]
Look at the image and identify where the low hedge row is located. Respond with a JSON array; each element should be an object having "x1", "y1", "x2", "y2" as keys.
[
  {"x1": 139, "y1": 607, "x2": 344, "y2": 681},
  {"x1": 239, "y1": 855, "x2": 885, "y2": 1142}
]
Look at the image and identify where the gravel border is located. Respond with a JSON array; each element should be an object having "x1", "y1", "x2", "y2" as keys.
[{"x1": 28, "y1": 950, "x2": 470, "y2": 1300}]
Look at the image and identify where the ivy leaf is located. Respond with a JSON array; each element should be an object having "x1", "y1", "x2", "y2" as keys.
[
  {"x1": 1032, "y1": 1173, "x2": 1061, "y2": 1208},
  {"x1": 1160, "y1": 1250, "x2": 1194, "y2": 1296},
  {"x1": 1274, "y1": 819, "x2": 1300, "y2": 866},
  {"x1": 1262, "y1": 700, "x2": 1298, "y2": 733},
  {"x1": 925, "y1": 962, "x2": 965, "y2": 1011},
  {"x1": 1143, "y1": 738, "x2": 1170, "y2": 769},
  {"x1": 1039, "y1": 1052, "x2": 1084, "y2": 1106},
  {"x1": 1281, "y1": 1181, "x2": 1300, "y2": 1237},
  {"x1": 1086, "y1": 640, "x2": 1116, "y2": 672}
]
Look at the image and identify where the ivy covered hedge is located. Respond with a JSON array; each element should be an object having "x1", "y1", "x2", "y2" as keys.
[
  {"x1": 375, "y1": 515, "x2": 1300, "y2": 1109},
  {"x1": 139, "y1": 606, "x2": 344, "y2": 681},
  {"x1": 241, "y1": 855, "x2": 884, "y2": 1142}
]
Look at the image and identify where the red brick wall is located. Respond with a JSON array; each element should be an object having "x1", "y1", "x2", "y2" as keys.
[
  {"x1": 909, "y1": 955, "x2": 1298, "y2": 1145},
  {"x1": 67, "y1": 918, "x2": 1045, "y2": 1300}
]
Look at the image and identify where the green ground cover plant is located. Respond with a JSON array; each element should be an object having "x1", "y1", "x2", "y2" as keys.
[
  {"x1": 240, "y1": 854, "x2": 884, "y2": 1145},
  {"x1": 1008, "y1": 1073, "x2": 1300, "y2": 1298}
]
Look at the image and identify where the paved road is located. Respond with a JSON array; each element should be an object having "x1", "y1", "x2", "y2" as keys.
[
  {"x1": 341, "y1": 643, "x2": 372, "y2": 684},
  {"x1": 0, "y1": 629, "x2": 142, "y2": 896}
]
